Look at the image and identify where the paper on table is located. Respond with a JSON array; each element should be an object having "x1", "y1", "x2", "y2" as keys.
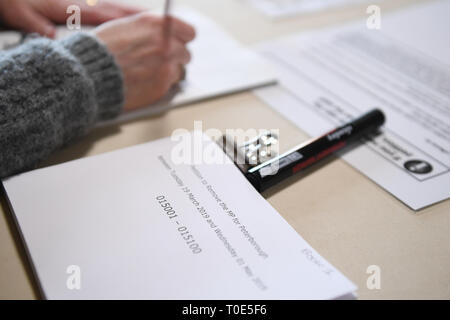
[
  {"x1": 253, "y1": 1, "x2": 450, "y2": 210},
  {"x1": 0, "y1": 7, "x2": 276, "y2": 125},
  {"x1": 243, "y1": 0, "x2": 376, "y2": 19},
  {"x1": 2, "y1": 134, "x2": 356, "y2": 299}
]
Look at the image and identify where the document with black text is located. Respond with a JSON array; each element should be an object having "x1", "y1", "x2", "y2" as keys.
[{"x1": 254, "y1": 1, "x2": 450, "y2": 210}]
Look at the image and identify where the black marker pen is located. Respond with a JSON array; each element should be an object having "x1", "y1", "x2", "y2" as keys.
[{"x1": 245, "y1": 109, "x2": 386, "y2": 192}]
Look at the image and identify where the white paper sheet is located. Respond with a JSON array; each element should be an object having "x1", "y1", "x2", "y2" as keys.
[
  {"x1": 253, "y1": 1, "x2": 450, "y2": 210},
  {"x1": 0, "y1": 8, "x2": 276, "y2": 125},
  {"x1": 2, "y1": 134, "x2": 356, "y2": 299},
  {"x1": 243, "y1": 0, "x2": 375, "y2": 18}
]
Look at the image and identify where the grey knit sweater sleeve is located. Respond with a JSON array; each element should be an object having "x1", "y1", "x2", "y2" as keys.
[{"x1": 0, "y1": 33, "x2": 124, "y2": 179}]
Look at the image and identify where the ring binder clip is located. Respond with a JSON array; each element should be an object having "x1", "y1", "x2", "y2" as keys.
[{"x1": 219, "y1": 131, "x2": 279, "y2": 174}]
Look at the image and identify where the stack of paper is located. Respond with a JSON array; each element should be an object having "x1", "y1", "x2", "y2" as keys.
[{"x1": 2, "y1": 134, "x2": 356, "y2": 299}]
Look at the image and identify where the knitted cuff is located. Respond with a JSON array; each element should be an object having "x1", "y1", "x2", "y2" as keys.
[{"x1": 61, "y1": 32, "x2": 124, "y2": 121}]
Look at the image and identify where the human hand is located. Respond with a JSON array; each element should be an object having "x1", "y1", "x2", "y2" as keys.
[
  {"x1": 0, "y1": 0, "x2": 143, "y2": 38},
  {"x1": 93, "y1": 13, "x2": 196, "y2": 111}
]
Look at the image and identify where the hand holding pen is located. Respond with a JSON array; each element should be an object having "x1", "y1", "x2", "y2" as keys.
[{"x1": 93, "y1": 0, "x2": 195, "y2": 111}]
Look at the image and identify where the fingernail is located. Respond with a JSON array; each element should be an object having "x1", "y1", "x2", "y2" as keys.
[{"x1": 45, "y1": 26, "x2": 56, "y2": 38}]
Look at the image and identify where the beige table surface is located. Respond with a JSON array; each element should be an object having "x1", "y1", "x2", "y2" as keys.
[{"x1": 1, "y1": 0, "x2": 449, "y2": 300}]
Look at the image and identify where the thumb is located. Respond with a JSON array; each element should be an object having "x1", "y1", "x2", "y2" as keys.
[{"x1": 18, "y1": 7, "x2": 56, "y2": 38}]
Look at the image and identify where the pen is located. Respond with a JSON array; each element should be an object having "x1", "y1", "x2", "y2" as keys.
[
  {"x1": 245, "y1": 109, "x2": 386, "y2": 192},
  {"x1": 163, "y1": 0, "x2": 172, "y2": 44},
  {"x1": 164, "y1": 0, "x2": 172, "y2": 17},
  {"x1": 163, "y1": 0, "x2": 186, "y2": 80}
]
